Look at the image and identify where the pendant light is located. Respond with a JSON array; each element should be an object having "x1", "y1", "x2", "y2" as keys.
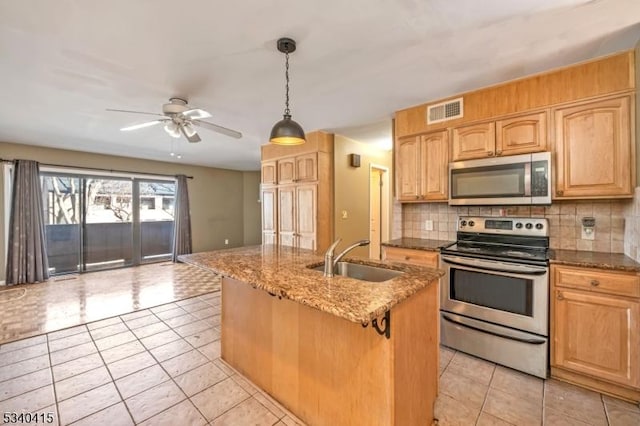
[{"x1": 270, "y1": 38, "x2": 306, "y2": 145}]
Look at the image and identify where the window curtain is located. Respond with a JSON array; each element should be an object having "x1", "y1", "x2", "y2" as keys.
[
  {"x1": 172, "y1": 175, "x2": 192, "y2": 261},
  {"x1": 6, "y1": 160, "x2": 50, "y2": 284}
]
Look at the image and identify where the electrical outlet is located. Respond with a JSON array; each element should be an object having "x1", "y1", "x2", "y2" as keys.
[
  {"x1": 425, "y1": 220, "x2": 433, "y2": 231},
  {"x1": 581, "y1": 217, "x2": 595, "y2": 240},
  {"x1": 224, "y1": 239, "x2": 229, "y2": 245}
]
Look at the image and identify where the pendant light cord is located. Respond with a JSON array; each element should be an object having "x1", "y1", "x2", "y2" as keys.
[{"x1": 284, "y1": 50, "x2": 290, "y2": 116}]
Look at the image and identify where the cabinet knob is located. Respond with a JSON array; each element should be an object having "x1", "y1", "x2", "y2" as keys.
[
  {"x1": 590, "y1": 280, "x2": 600, "y2": 287},
  {"x1": 487, "y1": 151, "x2": 495, "y2": 157},
  {"x1": 557, "y1": 190, "x2": 564, "y2": 196},
  {"x1": 404, "y1": 256, "x2": 410, "y2": 260},
  {"x1": 415, "y1": 195, "x2": 420, "y2": 200},
  {"x1": 557, "y1": 292, "x2": 564, "y2": 300},
  {"x1": 496, "y1": 150, "x2": 502, "y2": 155}
]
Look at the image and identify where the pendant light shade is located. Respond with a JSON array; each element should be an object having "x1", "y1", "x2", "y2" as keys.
[{"x1": 270, "y1": 38, "x2": 306, "y2": 146}]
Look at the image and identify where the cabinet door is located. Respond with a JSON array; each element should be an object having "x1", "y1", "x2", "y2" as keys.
[
  {"x1": 496, "y1": 111, "x2": 547, "y2": 156},
  {"x1": 278, "y1": 186, "x2": 296, "y2": 247},
  {"x1": 278, "y1": 158, "x2": 296, "y2": 185},
  {"x1": 261, "y1": 161, "x2": 277, "y2": 185},
  {"x1": 421, "y1": 130, "x2": 449, "y2": 201},
  {"x1": 396, "y1": 136, "x2": 421, "y2": 201},
  {"x1": 553, "y1": 96, "x2": 633, "y2": 198},
  {"x1": 553, "y1": 288, "x2": 639, "y2": 388},
  {"x1": 295, "y1": 153, "x2": 317, "y2": 182},
  {"x1": 451, "y1": 122, "x2": 496, "y2": 161},
  {"x1": 261, "y1": 187, "x2": 278, "y2": 245},
  {"x1": 296, "y1": 184, "x2": 317, "y2": 250}
]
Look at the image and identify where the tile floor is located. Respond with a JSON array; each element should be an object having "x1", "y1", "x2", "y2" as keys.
[
  {"x1": 0, "y1": 262, "x2": 221, "y2": 344},
  {"x1": 0, "y1": 291, "x2": 639, "y2": 425}
]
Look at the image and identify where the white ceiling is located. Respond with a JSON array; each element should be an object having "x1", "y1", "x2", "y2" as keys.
[{"x1": 0, "y1": 0, "x2": 639, "y2": 171}]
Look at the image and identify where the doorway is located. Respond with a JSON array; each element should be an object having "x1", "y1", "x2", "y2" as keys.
[{"x1": 369, "y1": 165, "x2": 389, "y2": 259}]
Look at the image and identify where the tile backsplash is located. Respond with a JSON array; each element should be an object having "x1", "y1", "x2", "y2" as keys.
[{"x1": 402, "y1": 200, "x2": 631, "y2": 254}]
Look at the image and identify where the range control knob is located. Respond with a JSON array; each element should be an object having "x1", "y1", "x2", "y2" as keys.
[
  {"x1": 515, "y1": 223, "x2": 523, "y2": 229},
  {"x1": 468, "y1": 220, "x2": 475, "y2": 227},
  {"x1": 460, "y1": 220, "x2": 467, "y2": 227},
  {"x1": 525, "y1": 223, "x2": 533, "y2": 229},
  {"x1": 535, "y1": 223, "x2": 544, "y2": 230}
]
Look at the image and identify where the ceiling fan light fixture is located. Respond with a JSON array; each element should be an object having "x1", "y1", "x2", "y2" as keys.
[
  {"x1": 164, "y1": 122, "x2": 181, "y2": 138},
  {"x1": 270, "y1": 37, "x2": 305, "y2": 146}
]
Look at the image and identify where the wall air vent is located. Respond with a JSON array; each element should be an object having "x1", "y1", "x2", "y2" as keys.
[{"x1": 426, "y1": 97, "x2": 463, "y2": 124}]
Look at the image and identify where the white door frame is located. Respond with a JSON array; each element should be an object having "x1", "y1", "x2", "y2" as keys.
[{"x1": 369, "y1": 164, "x2": 390, "y2": 259}]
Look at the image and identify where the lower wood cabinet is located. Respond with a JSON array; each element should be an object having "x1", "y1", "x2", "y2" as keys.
[
  {"x1": 382, "y1": 246, "x2": 439, "y2": 268},
  {"x1": 551, "y1": 264, "x2": 640, "y2": 402}
]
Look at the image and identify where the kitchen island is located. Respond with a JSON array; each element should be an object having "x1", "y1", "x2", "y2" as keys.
[{"x1": 180, "y1": 245, "x2": 443, "y2": 426}]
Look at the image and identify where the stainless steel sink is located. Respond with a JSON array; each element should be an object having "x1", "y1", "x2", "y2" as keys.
[{"x1": 309, "y1": 261, "x2": 403, "y2": 282}]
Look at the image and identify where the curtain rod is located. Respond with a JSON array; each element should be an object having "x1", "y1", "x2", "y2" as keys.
[{"x1": 0, "y1": 158, "x2": 194, "y2": 180}]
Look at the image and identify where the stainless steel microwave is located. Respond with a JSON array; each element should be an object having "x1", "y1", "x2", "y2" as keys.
[{"x1": 449, "y1": 152, "x2": 551, "y2": 205}]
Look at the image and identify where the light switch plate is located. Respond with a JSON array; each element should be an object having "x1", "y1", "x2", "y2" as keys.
[{"x1": 341, "y1": 210, "x2": 348, "y2": 219}]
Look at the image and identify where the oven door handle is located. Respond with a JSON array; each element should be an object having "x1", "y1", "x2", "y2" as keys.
[
  {"x1": 442, "y1": 314, "x2": 546, "y2": 345},
  {"x1": 441, "y1": 256, "x2": 547, "y2": 275}
]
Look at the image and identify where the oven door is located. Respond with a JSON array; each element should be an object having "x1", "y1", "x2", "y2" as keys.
[{"x1": 440, "y1": 254, "x2": 548, "y2": 336}]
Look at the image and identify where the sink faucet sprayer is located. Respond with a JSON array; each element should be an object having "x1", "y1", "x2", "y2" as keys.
[{"x1": 323, "y1": 238, "x2": 371, "y2": 277}]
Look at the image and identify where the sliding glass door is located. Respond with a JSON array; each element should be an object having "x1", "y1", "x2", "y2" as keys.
[
  {"x1": 41, "y1": 173, "x2": 175, "y2": 275},
  {"x1": 84, "y1": 177, "x2": 134, "y2": 271},
  {"x1": 42, "y1": 175, "x2": 82, "y2": 274},
  {"x1": 139, "y1": 181, "x2": 176, "y2": 262}
]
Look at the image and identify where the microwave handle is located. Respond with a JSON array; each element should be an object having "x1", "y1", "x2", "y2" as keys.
[{"x1": 524, "y1": 162, "x2": 531, "y2": 196}]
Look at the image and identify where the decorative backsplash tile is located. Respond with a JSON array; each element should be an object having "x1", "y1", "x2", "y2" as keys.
[{"x1": 401, "y1": 199, "x2": 631, "y2": 254}]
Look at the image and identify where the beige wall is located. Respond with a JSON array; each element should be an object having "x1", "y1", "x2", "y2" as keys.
[
  {"x1": 0, "y1": 141, "x2": 261, "y2": 282},
  {"x1": 242, "y1": 171, "x2": 261, "y2": 246},
  {"x1": 333, "y1": 135, "x2": 392, "y2": 257}
]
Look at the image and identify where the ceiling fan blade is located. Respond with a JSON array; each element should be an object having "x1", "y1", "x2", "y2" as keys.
[
  {"x1": 180, "y1": 124, "x2": 201, "y2": 143},
  {"x1": 193, "y1": 120, "x2": 242, "y2": 139},
  {"x1": 182, "y1": 109, "x2": 211, "y2": 120},
  {"x1": 106, "y1": 108, "x2": 166, "y2": 118},
  {"x1": 120, "y1": 119, "x2": 168, "y2": 131}
]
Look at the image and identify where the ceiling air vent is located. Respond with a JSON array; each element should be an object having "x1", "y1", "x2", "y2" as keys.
[{"x1": 426, "y1": 97, "x2": 463, "y2": 124}]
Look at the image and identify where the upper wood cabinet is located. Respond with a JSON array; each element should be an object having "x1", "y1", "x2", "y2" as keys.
[
  {"x1": 277, "y1": 153, "x2": 318, "y2": 184},
  {"x1": 396, "y1": 130, "x2": 449, "y2": 202},
  {"x1": 551, "y1": 264, "x2": 640, "y2": 401},
  {"x1": 452, "y1": 111, "x2": 547, "y2": 161},
  {"x1": 553, "y1": 95, "x2": 634, "y2": 199},
  {"x1": 261, "y1": 161, "x2": 277, "y2": 185},
  {"x1": 496, "y1": 111, "x2": 548, "y2": 156},
  {"x1": 451, "y1": 122, "x2": 495, "y2": 161}
]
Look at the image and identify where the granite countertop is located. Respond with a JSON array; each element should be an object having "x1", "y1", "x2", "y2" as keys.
[
  {"x1": 381, "y1": 238, "x2": 454, "y2": 251},
  {"x1": 549, "y1": 249, "x2": 640, "y2": 272},
  {"x1": 179, "y1": 245, "x2": 444, "y2": 324}
]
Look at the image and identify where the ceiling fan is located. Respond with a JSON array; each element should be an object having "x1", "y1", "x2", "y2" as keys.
[{"x1": 107, "y1": 97, "x2": 242, "y2": 142}]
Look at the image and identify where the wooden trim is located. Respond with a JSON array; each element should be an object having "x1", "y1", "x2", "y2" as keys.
[
  {"x1": 395, "y1": 51, "x2": 635, "y2": 138},
  {"x1": 551, "y1": 367, "x2": 640, "y2": 404}
]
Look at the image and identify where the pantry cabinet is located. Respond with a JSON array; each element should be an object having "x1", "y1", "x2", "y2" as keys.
[
  {"x1": 260, "y1": 131, "x2": 333, "y2": 252},
  {"x1": 396, "y1": 130, "x2": 448, "y2": 202},
  {"x1": 551, "y1": 264, "x2": 640, "y2": 402},
  {"x1": 553, "y1": 95, "x2": 634, "y2": 199}
]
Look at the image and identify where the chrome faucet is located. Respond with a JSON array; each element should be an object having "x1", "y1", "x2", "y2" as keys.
[{"x1": 323, "y1": 238, "x2": 371, "y2": 277}]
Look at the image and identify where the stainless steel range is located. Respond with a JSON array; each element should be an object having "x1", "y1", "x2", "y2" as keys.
[{"x1": 440, "y1": 216, "x2": 549, "y2": 378}]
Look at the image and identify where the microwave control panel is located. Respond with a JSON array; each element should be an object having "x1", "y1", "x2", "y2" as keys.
[{"x1": 531, "y1": 160, "x2": 549, "y2": 197}]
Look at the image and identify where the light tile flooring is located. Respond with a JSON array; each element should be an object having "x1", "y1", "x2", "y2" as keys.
[
  {"x1": 0, "y1": 278, "x2": 638, "y2": 425},
  {"x1": 0, "y1": 262, "x2": 221, "y2": 344}
]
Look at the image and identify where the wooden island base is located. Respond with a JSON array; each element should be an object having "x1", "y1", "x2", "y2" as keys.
[{"x1": 221, "y1": 277, "x2": 439, "y2": 426}]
